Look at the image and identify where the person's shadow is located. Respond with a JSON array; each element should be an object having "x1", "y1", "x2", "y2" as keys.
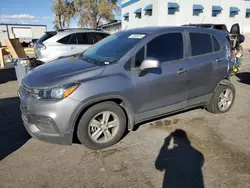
[{"x1": 155, "y1": 129, "x2": 204, "y2": 188}]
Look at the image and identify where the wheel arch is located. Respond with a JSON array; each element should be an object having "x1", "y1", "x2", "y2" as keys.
[
  {"x1": 69, "y1": 95, "x2": 135, "y2": 142},
  {"x1": 214, "y1": 78, "x2": 232, "y2": 92}
]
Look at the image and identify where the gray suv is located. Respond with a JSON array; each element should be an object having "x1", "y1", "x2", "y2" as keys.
[
  {"x1": 34, "y1": 29, "x2": 109, "y2": 63},
  {"x1": 19, "y1": 27, "x2": 235, "y2": 150}
]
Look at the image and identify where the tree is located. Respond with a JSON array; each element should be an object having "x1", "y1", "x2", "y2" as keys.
[
  {"x1": 74, "y1": 0, "x2": 119, "y2": 28},
  {"x1": 51, "y1": 0, "x2": 76, "y2": 29}
]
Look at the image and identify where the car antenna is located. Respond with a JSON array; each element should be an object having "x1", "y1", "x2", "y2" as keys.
[{"x1": 201, "y1": 16, "x2": 205, "y2": 24}]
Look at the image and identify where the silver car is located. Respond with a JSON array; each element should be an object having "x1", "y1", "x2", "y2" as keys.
[
  {"x1": 34, "y1": 29, "x2": 109, "y2": 63},
  {"x1": 19, "y1": 27, "x2": 235, "y2": 150}
]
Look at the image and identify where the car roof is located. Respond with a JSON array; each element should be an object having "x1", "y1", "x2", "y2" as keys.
[
  {"x1": 187, "y1": 24, "x2": 226, "y2": 26},
  {"x1": 120, "y1": 26, "x2": 225, "y2": 35},
  {"x1": 57, "y1": 28, "x2": 108, "y2": 34}
]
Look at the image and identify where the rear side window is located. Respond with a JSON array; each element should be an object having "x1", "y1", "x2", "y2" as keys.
[
  {"x1": 212, "y1": 35, "x2": 220, "y2": 52},
  {"x1": 147, "y1": 33, "x2": 183, "y2": 62},
  {"x1": 37, "y1": 32, "x2": 56, "y2": 44},
  {"x1": 190, "y1": 33, "x2": 213, "y2": 56},
  {"x1": 91, "y1": 33, "x2": 107, "y2": 43},
  {"x1": 68, "y1": 34, "x2": 77, "y2": 44},
  {"x1": 76, "y1": 33, "x2": 94, "y2": 44},
  {"x1": 57, "y1": 35, "x2": 71, "y2": 44}
]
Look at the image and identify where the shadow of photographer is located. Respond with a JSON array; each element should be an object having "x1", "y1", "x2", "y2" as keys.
[{"x1": 155, "y1": 129, "x2": 204, "y2": 188}]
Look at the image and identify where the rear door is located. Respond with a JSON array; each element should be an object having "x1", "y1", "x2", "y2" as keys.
[
  {"x1": 185, "y1": 32, "x2": 217, "y2": 106},
  {"x1": 56, "y1": 34, "x2": 79, "y2": 57},
  {"x1": 75, "y1": 32, "x2": 94, "y2": 53}
]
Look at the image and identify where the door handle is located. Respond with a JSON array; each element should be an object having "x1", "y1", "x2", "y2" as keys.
[
  {"x1": 71, "y1": 46, "x2": 76, "y2": 50},
  {"x1": 177, "y1": 68, "x2": 186, "y2": 74}
]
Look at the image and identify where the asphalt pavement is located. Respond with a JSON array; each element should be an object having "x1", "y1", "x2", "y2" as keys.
[{"x1": 0, "y1": 54, "x2": 250, "y2": 188}]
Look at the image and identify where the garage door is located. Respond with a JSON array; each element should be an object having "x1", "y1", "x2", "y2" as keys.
[{"x1": 13, "y1": 27, "x2": 32, "y2": 39}]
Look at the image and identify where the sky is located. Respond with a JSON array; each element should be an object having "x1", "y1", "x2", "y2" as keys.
[{"x1": 0, "y1": 0, "x2": 121, "y2": 30}]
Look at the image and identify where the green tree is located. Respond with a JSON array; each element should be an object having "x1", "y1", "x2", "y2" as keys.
[
  {"x1": 74, "y1": 0, "x2": 119, "y2": 28},
  {"x1": 51, "y1": 0, "x2": 76, "y2": 29}
]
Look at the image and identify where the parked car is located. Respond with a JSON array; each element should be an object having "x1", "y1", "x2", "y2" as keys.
[
  {"x1": 183, "y1": 23, "x2": 244, "y2": 49},
  {"x1": 34, "y1": 28, "x2": 110, "y2": 63},
  {"x1": 19, "y1": 26, "x2": 235, "y2": 150}
]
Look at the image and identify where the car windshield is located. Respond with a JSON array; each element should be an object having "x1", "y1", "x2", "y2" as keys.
[{"x1": 81, "y1": 32, "x2": 146, "y2": 65}]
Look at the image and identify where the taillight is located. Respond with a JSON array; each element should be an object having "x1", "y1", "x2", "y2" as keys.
[{"x1": 37, "y1": 43, "x2": 46, "y2": 50}]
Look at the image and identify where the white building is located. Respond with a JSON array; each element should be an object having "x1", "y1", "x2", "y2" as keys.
[
  {"x1": 0, "y1": 23, "x2": 47, "y2": 46},
  {"x1": 121, "y1": 0, "x2": 250, "y2": 33}
]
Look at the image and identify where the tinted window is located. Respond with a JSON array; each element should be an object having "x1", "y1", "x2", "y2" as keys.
[
  {"x1": 91, "y1": 33, "x2": 106, "y2": 43},
  {"x1": 190, "y1": 33, "x2": 213, "y2": 56},
  {"x1": 135, "y1": 47, "x2": 145, "y2": 67},
  {"x1": 212, "y1": 35, "x2": 220, "y2": 52},
  {"x1": 76, "y1": 33, "x2": 93, "y2": 44},
  {"x1": 68, "y1": 34, "x2": 77, "y2": 44},
  {"x1": 57, "y1": 34, "x2": 71, "y2": 44},
  {"x1": 147, "y1": 33, "x2": 183, "y2": 62},
  {"x1": 38, "y1": 32, "x2": 56, "y2": 44}
]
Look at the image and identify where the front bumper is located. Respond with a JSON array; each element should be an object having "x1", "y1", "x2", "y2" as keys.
[{"x1": 18, "y1": 86, "x2": 80, "y2": 145}]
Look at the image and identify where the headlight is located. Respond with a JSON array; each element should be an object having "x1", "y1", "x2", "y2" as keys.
[{"x1": 31, "y1": 83, "x2": 79, "y2": 100}]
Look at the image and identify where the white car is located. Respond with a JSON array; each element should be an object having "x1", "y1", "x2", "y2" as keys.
[{"x1": 34, "y1": 29, "x2": 109, "y2": 63}]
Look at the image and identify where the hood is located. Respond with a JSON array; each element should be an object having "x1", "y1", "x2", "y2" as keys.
[{"x1": 23, "y1": 56, "x2": 104, "y2": 89}]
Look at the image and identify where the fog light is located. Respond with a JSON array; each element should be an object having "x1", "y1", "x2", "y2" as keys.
[{"x1": 30, "y1": 115, "x2": 58, "y2": 134}]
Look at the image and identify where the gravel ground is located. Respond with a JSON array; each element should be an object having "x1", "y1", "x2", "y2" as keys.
[{"x1": 0, "y1": 55, "x2": 250, "y2": 188}]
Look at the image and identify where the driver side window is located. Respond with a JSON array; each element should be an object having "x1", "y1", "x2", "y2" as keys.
[
  {"x1": 135, "y1": 46, "x2": 145, "y2": 67},
  {"x1": 132, "y1": 32, "x2": 184, "y2": 68}
]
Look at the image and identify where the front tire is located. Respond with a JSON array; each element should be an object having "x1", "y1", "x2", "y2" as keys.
[
  {"x1": 206, "y1": 84, "x2": 235, "y2": 114},
  {"x1": 77, "y1": 101, "x2": 127, "y2": 150}
]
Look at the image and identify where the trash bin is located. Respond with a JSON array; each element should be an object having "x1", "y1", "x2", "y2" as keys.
[{"x1": 13, "y1": 59, "x2": 31, "y2": 85}]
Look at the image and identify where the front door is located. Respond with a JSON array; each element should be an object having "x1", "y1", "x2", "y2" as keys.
[{"x1": 130, "y1": 32, "x2": 188, "y2": 121}]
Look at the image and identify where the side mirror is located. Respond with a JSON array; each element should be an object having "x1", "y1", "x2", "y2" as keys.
[{"x1": 140, "y1": 57, "x2": 161, "y2": 72}]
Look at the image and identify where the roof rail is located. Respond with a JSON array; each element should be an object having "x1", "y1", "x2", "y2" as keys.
[{"x1": 57, "y1": 28, "x2": 102, "y2": 31}]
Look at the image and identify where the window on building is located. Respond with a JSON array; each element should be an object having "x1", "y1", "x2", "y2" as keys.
[
  {"x1": 135, "y1": 8, "x2": 142, "y2": 18},
  {"x1": 193, "y1": 5, "x2": 204, "y2": 16},
  {"x1": 212, "y1": 35, "x2": 221, "y2": 52},
  {"x1": 123, "y1": 13, "x2": 129, "y2": 21},
  {"x1": 230, "y1": 7, "x2": 240, "y2": 17},
  {"x1": 144, "y1": 4, "x2": 153, "y2": 16},
  {"x1": 133, "y1": 33, "x2": 183, "y2": 67},
  {"x1": 246, "y1": 9, "x2": 250, "y2": 18},
  {"x1": 212, "y1": 6, "x2": 223, "y2": 17},
  {"x1": 190, "y1": 33, "x2": 213, "y2": 56},
  {"x1": 168, "y1": 2, "x2": 180, "y2": 15}
]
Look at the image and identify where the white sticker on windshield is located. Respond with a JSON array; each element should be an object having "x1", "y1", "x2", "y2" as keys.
[
  {"x1": 128, "y1": 34, "x2": 145, "y2": 39},
  {"x1": 104, "y1": 62, "x2": 110, "y2": 65}
]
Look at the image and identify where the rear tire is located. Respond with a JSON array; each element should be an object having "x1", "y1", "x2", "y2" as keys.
[
  {"x1": 77, "y1": 101, "x2": 127, "y2": 150},
  {"x1": 206, "y1": 84, "x2": 235, "y2": 114}
]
